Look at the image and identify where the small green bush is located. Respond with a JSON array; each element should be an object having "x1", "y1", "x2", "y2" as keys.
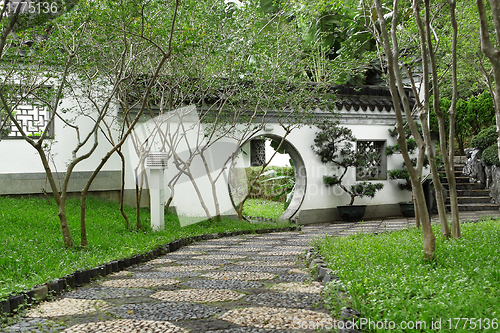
[
  {"x1": 470, "y1": 125, "x2": 497, "y2": 150},
  {"x1": 482, "y1": 144, "x2": 500, "y2": 166}
]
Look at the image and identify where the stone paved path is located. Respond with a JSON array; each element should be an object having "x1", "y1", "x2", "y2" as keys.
[{"x1": 3, "y1": 211, "x2": 499, "y2": 333}]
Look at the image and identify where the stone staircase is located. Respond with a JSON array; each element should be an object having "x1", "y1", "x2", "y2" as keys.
[{"x1": 441, "y1": 164, "x2": 499, "y2": 211}]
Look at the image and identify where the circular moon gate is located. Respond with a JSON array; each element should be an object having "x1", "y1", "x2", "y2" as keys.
[{"x1": 229, "y1": 134, "x2": 306, "y2": 220}]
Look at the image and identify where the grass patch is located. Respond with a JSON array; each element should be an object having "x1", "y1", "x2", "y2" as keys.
[
  {"x1": 242, "y1": 198, "x2": 285, "y2": 219},
  {"x1": 315, "y1": 220, "x2": 500, "y2": 332},
  {"x1": 0, "y1": 195, "x2": 291, "y2": 300}
]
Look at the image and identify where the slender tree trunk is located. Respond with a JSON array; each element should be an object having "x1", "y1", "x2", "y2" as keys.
[
  {"x1": 185, "y1": 166, "x2": 214, "y2": 221},
  {"x1": 200, "y1": 149, "x2": 221, "y2": 222},
  {"x1": 117, "y1": 149, "x2": 130, "y2": 229},
  {"x1": 374, "y1": 0, "x2": 435, "y2": 259},
  {"x1": 423, "y1": 113, "x2": 450, "y2": 237},
  {"x1": 412, "y1": 0, "x2": 450, "y2": 238},
  {"x1": 35, "y1": 146, "x2": 74, "y2": 247},
  {"x1": 423, "y1": 0, "x2": 458, "y2": 238},
  {"x1": 135, "y1": 168, "x2": 143, "y2": 230},
  {"x1": 414, "y1": 195, "x2": 421, "y2": 228}
]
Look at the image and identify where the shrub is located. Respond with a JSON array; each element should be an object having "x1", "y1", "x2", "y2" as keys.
[
  {"x1": 482, "y1": 144, "x2": 500, "y2": 166},
  {"x1": 470, "y1": 125, "x2": 497, "y2": 150},
  {"x1": 312, "y1": 120, "x2": 384, "y2": 206}
]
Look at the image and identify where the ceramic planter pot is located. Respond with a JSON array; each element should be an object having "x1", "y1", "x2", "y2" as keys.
[
  {"x1": 399, "y1": 202, "x2": 415, "y2": 217},
  {"x1": 337, "y1": 205, "x2": 367, "y2": 222}
]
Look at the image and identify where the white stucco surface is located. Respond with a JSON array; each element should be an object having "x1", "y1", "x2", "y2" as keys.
[{"x1": 1, "y1": 97, "x2": 415, "y2": 222}]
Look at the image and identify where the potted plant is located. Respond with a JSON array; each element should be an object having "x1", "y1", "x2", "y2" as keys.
[
  {"x1": 312, "y1": 121, "x2": 384, "y2": 222},
  {"x1": 386, "y1": 127, "x2": 430, "y2": 217}
]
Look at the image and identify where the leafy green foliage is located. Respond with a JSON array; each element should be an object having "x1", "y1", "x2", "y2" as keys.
[
  {"x1": 386, "y1": 125, "x2": 429, "y2": 193},
  {"x1": 312, "y1": 120, "x2": 384, "y2": 205},
  {"x1": 481, "y1": 145, "x2": 500, "y2": 166},
  {"x1": 0, "y1": 196, "x2": 289, "y2": 300},
  {"x1": 350, "y1": 182, "x2": 384, "y2": 199},
  {"x1": 430, "y1": 92, "x2": 495, "y2": 154},
  {"x1": 315, "y1": 219, "x2": 500, "y2": 332},
  {"x1": 388, "y1": 169, "x2": 412, "y2": 191},
  {"x1": 312, "y1": 120, "x2": 359, "y2": 166},
  {"x1": 470, "y1": 125, "x2": 497, "y2": 150},
  {"x1": 323, "y1": 175, "x2": 340, "y2": 186}
]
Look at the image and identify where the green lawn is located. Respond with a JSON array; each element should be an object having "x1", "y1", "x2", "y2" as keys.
[
  {"x1": 242, "y1": 198, "x2": 286, "y2": 219},
  {"x1": 315, "y1": 219, "x2": 500, "y2": 332},
  {"x1": 0, "y1": 195, "x2": 290, "y2": 300}
]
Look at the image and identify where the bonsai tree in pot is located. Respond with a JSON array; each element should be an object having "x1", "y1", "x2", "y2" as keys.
[
  {"x1": 386, "y1": 126, "x2": 430, "y2": 217},
  {"x1": 312, "y1": 120, "x2": 384, "y2": 222}
]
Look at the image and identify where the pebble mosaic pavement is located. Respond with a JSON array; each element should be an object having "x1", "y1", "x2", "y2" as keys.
[{"x1": 3, "y1": 212, "x2": 496, "y2": 333}]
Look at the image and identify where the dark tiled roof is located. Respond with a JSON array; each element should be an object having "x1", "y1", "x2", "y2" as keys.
[{"x1": 326, "y1": 85, "x2": 412, "y2": 112}]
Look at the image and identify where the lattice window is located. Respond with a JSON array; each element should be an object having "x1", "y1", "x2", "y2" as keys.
[
  {"x1": 356, "y1": 140, "x2": 386, "y2": 180},
  {"x1": 250, "y1": 139, "x2": 266, "y2": 166},
  {"x1": 1, "y1": 103, "x2": 52, "y2": 139}
]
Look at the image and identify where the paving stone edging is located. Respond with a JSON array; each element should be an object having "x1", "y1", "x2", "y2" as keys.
[
  {"x1": 0, "y1": 225, "x2": 301, "y2": 319},
  {"x1": 305, "y1": 248, "x2": 363, "y2": 333}
]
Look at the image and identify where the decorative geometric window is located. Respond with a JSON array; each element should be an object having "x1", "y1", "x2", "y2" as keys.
[
  {"x1": 356, "y1": 140, "x2": 386, "y2": 180},
  {"x1": 0, "y1": 103, "x2": 53, "y2": 139},
  {"x1": 250, "y1": 138, "x2": 266, "y2": 166}
]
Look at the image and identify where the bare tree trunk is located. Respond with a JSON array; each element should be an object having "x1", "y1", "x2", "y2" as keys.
[
  {"x1": 447, "y1": 0, "x2": 461, "y2": 239},
  {"x1": 35, "y1": 145, "x2": 73, "y2": 247},
  {"x1": 477, "y1": 0, "x2": 500, "y2": 164},
  {"x1": 135, "y1": 168, "x2": 143, "y2": 230},
  {"x1": 414, "y1": 195, "x2": 421, "y2": 228},
  {"x1": 413, "y1": 0, "x2": 450, "y2": 238},
  {"x1": 200, "y1": 149, "x2": 221, "y2": 222},
  {"x1": 374, "y1": 0, "x2": 435, "y2": 259},
  {"x1": 118, "y1": 149, "x2": 130, "y2": 229}
]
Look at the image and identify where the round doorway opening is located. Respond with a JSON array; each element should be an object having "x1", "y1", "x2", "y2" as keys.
[{"x1": 228, "y1": 134, "x2": 306, "y2": 221}]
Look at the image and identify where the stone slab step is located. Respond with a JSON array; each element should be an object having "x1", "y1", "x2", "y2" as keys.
[
  {"x1": 446, "y1": 197, "x2": 492, "y2": 204},
  {"x1": 456, "y1": 189, "x2": 491, "y2": 197},
  {"x1": 440, "y1": 165, "x2": 465, "y2": 172},
  {"x1": 447, "y1": 203, "x2": 500, "y2": 211},
  {"x1": 443, "y1": 182, "x2": 485, "y2": 190},
  {"x1": 452, "y1": 177, "x2": 471, "y2": 184}
]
